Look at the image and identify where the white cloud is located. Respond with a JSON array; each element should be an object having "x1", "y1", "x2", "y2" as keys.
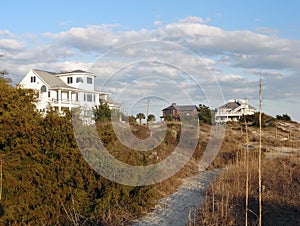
[
  {"x1": 2, "y1": 16, "x2": 300, "y2": 120},
  {"x1": 255, "y1": 26, "x2": 279, "y2": 36},
  {"x1": 246, "y1": 69, "x2": 286, "y2": 79},
  {"x1": 0, "y1": 30, "x2": 15, "y2": 37},
  {"x1": 219, "y1": 74, "x2": 243, "y2": 82},
  {"x1": 153, "y1": 20, "x2": 161, "y2": 26},
  {"x1": 178, "y1": 16, "x2": 211, "y2": 24},
  {"x1": 0, "y1": 39, "x2": 25, "y2": 51}
]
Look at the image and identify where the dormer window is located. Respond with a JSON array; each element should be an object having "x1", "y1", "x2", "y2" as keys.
[
  {"x1": 76, "y1": 77, "x2": 84, "y2": 83},
  {"x1": 30, "y1": 76, "x2": 36, "y2": 83},
  {"x1": 87, "y1": 77, "x2": 93, "y2": 84},
  {"x1": 67, "y1": 77, "x2": 73, "y2": 84}
]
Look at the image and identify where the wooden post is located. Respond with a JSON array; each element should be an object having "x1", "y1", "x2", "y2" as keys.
[
  {"x1": 0, "y1": 159, "x2": 2, "y2": 201},
  {"x1": 245, "y1": 117, "x2": 249, "y2": 226},
  {"x1": 258, "y1": 75, "x2": 263, "y2": 226}
]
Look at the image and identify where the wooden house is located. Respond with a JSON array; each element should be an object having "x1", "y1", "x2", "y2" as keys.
[{"x1": 162, "y1": 103, "x2": 198, "y2": 120}]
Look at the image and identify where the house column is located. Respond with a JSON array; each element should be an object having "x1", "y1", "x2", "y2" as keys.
[
  {"x1": 69, "y1": 90, "x2": 72, "y2": 111},
  {"x1": 58, "y1": 89, "x2": 62, "y2": 113}
]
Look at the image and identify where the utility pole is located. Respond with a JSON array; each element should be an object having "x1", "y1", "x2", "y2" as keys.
[
  {"x1": 146, "y1": 99, "x2": 150, "y2": 125},
  {"x1": 258, "y1": 72, "x2": 263, "y2": 226},
  {"x1": 245, "y1": 117, "x2": 249, "y2": 226}
]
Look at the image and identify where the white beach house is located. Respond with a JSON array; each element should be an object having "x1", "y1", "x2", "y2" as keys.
[
  {"x1": 215, "y1": 98, "x2": 256, "y2": 122},
  {"x1": 19, "y1": 69, "x2": 114, "y2": 115}
]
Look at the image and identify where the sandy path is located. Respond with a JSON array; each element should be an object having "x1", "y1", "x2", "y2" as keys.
[{"x1": 131, "y1": 169, "x2": 222, "y2": 226}]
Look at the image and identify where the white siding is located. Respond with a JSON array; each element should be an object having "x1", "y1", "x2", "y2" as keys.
[
  {"x1": 58, "y1": 73, "x2": 95, "y2": 91},
  {"x1": 20, "y1": 69, "x2": 109, "y2": 115}
]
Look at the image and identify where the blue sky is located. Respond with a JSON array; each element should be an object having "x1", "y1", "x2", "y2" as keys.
[
  {"x1": 1, "y1": 1, "x2": 300, "y2": 121},
  {"x1": 2, "y1": 0, "x2": 299, "y2": 37}
]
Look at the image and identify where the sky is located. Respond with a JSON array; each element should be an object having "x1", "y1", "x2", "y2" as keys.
[{"x1": 1, "y1": 0, "x2": 300, "y2": 121}]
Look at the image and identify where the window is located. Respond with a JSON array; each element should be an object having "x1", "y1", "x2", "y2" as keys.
[
  {"x1": 87, "y1": 77, "x2": 93, "y2": 84},
  {"x1": 167, "y1": 109, "x2": 172, "y2": 115},
  {"x1": 30, "y1": 76, "x2": 36, "y2": 83},
  {"x1": 76, "y1": 93, "x2": 78, "y2": 101},
  {"x1": 41, "y1": 85, "x2": 47, "y2": 92},
  {"x1": 48, "y1": 91, "x2": 51, "y2": 98},
  {"x1": 76, "y1": 77, "x2": 84, "y2": 83},
  {"x1": 67, "y1": 77, "x2": 73, "y2": 84},
  {"x1": 86, "y1": 94, "x2": 93, "y2": 102}
]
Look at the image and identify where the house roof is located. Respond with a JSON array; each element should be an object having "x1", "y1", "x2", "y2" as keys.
[
  {"x1": 57, "y1": 70, "x2": 95, "y2": 77},
  {"x1": 32, "y1": 69, "x2": 74, "y2": 89},
  {"x1": 162, "y1": 104, "x2": 197, "y2": 112},
  {"x1": 174, "y1": 105, "x2": 197, "y2": 112},
  {"x1": 218, "y1": 101, "x2": 240, "y2": 110},
  {"x1": 64, "y1": 70, "x2": 91, "y2": 74},
  {"x1": 218, "y1": 100, "x2": 256, "y2": 110}
]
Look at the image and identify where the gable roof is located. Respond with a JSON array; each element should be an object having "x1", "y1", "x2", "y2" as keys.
[
  {"x1": 32, "y1": 69, "x2": 74, "y2": 89},
  {"x1": 218, "y1": 101, "x2": 240, "y2": 110},
  {"x1": 174, "y1": 105, "x2": 197, "y2": 112},
  {"x1": 64, "y1": 70, "x2": 91, "y2": 74},
  {"x1": 57, "y1": 70, "x2": 95, "y2": 77},
  {"x1": 162, "y1": 104, "x2": 197, "y2": 112},
  {"x1": 218, "y1": 100, "x2": 256, "y2": 110}
]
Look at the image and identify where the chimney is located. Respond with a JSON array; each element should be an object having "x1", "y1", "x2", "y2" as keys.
[{"x1": 172, "y1": 103, "x2": 176, "y2": 106}]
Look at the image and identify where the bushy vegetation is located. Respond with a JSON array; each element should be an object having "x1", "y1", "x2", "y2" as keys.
[
  {"x1": 136, "y1": 113, "x2": 145, "y2": 124},
  {"x1": 242, "y1": 112, "x2": 274, "y2": 127},
  {"x1": 198, "y1": 104, "x2": 213, "y2": 124},
  {"x1": 0, "y1": 76, "x2": 162, "y2": 225},
  {"x1": 128, "y1": 115, "x2": 137, "y2": 125},
  {"x1": 93, "y1": 103, "x2": 111, "y2": 121},
  {"x1": 276, "y1": 113, "x2": 292, "y2": 122},
  {"x1": 164, "y1": 115, "x2": 172, "y2": 122},
  {"x1": 147, "y1": 114, "x2": 155, "y2": 122}
]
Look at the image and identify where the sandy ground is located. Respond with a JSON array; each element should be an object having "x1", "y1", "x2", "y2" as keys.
[{"x1": 131, "y1": 169, "x2": 222, "y2": 226}]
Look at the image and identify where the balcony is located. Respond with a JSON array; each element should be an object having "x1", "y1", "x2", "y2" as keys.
[{"x1": 49, "y1": 98, "x2": 81, "y2": 109}]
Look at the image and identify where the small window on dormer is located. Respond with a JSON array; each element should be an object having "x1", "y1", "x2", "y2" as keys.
[
  {"x1": 87, "y1": 77, "x2": 93, "y2": 84},
  {"x1": 76, "y1": 77, "x2": 84, "y2": 83},
  {"x1": 30, "y1": 76, "x2": 36, "y2": 83},
  {"x1": 67, "y1": 77, "x2": 73, "y2": 84}
]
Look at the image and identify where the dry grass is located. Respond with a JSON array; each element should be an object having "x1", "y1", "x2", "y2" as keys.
[
  {"x1": 97, "y1": 120, "x2": 300, "y2": 225},
  {"x1": 194, "y1": 148, "x2": 300, "y2": 225},
  {"x1": 191, "y1": 120, "x2": 300, "y2": 225}
]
